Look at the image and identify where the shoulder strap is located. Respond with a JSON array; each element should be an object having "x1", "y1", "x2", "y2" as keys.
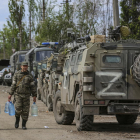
[{"x1": 16, "y1": 75, "x2": 26, "y2": 87}]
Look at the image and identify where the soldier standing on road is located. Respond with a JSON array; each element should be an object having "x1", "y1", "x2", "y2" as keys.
[{"x1": 8, "y1": 62, "x2": 37, "y2": 130}]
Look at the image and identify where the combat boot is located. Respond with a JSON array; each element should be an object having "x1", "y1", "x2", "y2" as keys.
[
  {"x1": 22, "y1": 119, "x2": 27, "y2": 130},
  {"x1": 15, "y1": 117, "x2": 20, "y2": 128}
]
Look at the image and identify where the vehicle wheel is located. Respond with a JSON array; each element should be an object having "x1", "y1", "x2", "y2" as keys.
[
  {"x1": 47, "y1": 94, "x2": 53, "y2": 111},
  {"x1": 75, "y1": 93, "x2": 93, "y2": 131},
  {"x1": 53, "y1": 90, "x2": 74, "y2": 125},
  {"x1": 116, "y1": 114, "x2": 138, "y2": 125},
  {"x1": 37, "y1": 88, "x2": 41, "y2": 100}
]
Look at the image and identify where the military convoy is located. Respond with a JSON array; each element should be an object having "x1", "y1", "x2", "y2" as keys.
[
  {"x1": 31, "y1": 27, "x2": 140, "y2": 131},
  {"x1": 8, "y1": 26, "x2": 140, "y2": 131}
]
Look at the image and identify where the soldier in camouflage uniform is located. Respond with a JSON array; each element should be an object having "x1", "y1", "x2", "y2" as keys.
[{"x1": 8, "y1": 62, "x2": 37, "y2": 130}]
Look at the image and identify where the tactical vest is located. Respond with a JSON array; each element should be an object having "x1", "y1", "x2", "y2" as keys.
[{"x1": 16, "y1": 72, "x2": 32, "y2": 95}]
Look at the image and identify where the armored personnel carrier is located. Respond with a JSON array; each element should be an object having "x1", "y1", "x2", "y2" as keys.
[
  {"x1": 42, "y1": 27, "x2": 140, "y2": 131},
  {"x1": 42, "y1": 52, "x2": 66, "y2": 111}
]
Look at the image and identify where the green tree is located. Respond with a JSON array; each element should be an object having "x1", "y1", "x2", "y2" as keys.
[
  {"x1": 8, "y1": 0, "x2": 27, "y2": 50},
  {"x1": 35, "y1": 0, "x2": 75, "y2": 44},
  {"x1": 120, "y1": 0, "x2": 140, "y2": 39},
  {"x1": 0, "y1": 26, "x2": 15, "y2": 59},
  {"x1": 73, "y1": 0, "x2": 102, "y2": 36},
  {"x1": 26, "y1": 0, "x2": 38, "y2": 48}
]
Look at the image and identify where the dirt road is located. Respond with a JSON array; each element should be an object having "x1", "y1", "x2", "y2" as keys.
[{"x1": 0, "y1": 85, "x2": 140, "y2": 140}]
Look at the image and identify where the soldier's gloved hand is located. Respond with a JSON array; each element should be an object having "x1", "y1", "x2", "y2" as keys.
[
  {"x1": 33, "y1": 97, "x2": 36, "y2": 102},
  {"x1": 8, "y1": 95, "x2": 12, "y2": 101}
]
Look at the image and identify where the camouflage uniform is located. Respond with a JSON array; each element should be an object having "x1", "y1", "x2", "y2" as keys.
[{"x1": 9, "y1": 70, "x2": 36, "y2": 120}]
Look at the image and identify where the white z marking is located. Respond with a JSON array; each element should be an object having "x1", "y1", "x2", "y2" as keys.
[{"x1": 95, "y1": 72, "x2": 126, "y2": 97}]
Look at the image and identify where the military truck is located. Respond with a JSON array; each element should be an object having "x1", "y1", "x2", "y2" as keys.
[
  {"x1": 40, "y1": 52, "x2": 65, "y2": 111},
  {"x1": 24, "y1": 43, "x2": 60, "y2": 99},
  {"x1": 10, "y1": 50, "x2": 29, "y2": 76},
  {"x1": 24, "y1": 44, "x2": 57, "y2": 77},
  {"x1": 37, "y1": 27, "x2": 140, "y2": 131},
  {"x1": 37, "y1": 59, "x2": 47, "y2": 103}
]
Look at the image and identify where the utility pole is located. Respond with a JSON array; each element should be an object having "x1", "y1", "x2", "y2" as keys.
[
  {"x1": 19, "y1": 4, "x2": 22, "y2": 50},
  {"x1": 29, "y1": 9, "x2": 32, "y2": 49},
  {"x1": 66, "y1": 0, "x2": 69, "y2": 22},
  {"x1": 3, "y1": 36, "x2": 5, "y2": 59},
  {"x1": 61, "y1": 0, "x2": 71, "y2": 22},
  {"x1": 43, "y1": 0, "x2": 45, "y2": 21},
  {"x1": 113, "y1": 0, "x2": 120, "y2": 28}
]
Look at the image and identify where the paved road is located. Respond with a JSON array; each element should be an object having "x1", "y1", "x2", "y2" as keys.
[{"x1": 0, "y1": 85, "x2": 140, "y2": 140}]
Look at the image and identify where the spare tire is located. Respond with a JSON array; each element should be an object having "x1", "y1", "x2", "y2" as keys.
[{"x1": 132, "y1": 54, "x2": 140, "y2": 85}]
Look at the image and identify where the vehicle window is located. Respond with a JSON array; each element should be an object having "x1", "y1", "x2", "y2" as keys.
[
  {"x1": 103, "y1": 55, "x2": 121, "y2": 63},
  {"x1": 64, "y1": 59, "x2": 69, "y2": 69},
  {"x1": 77, "y1": 53, "x2": 83, "y2": 63},
  {"x1": 36, "y1": 51, "x2": 54, "y2": 62},
  {"x1": 71, "y1": 55, "x2": 76, "y2": 65},
  {"x1": 19, "y1": 54, "x2": 25, "y2": 62},
  {"x1": 42, "y1": 63, "x2": 47, "y2": 70}
]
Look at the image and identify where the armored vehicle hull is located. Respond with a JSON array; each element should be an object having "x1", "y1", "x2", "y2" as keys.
[{"x1": 51, "y1": 41, "x2": 140, "y2": 131}]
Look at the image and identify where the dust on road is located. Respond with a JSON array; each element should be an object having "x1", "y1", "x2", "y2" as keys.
[{"x1": 0, "y1": 85, "x2": 140, "y2": 140}]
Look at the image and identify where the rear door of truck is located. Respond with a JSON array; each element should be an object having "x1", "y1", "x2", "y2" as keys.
[{"x1": 94, "y1": 48, "x2": 127, "y2": 100}]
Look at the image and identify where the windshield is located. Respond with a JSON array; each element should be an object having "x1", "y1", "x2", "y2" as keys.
[
  {"x1": 36, "y1": 51, "x2": 53, "y2": 62},
  {"x1": 19, "y1": 54, "x2": 25, "y2": 62},
  {"x1": 42, "y1": 63, "x2": 47, "y2": 69}
]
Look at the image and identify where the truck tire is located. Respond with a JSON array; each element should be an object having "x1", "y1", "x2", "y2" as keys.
[
  {"x1": 116, "y1": 114, "x2": 138, "y2": 125},
  {"x1": 75, "y1": 94, "x2": 93, "y2": 131},
  {"x1": 47, "y1": 94, "x2": 53, "y2": 111},
  {"x1": 53, "y1": 90, "x2": 74, "y2": 125}
]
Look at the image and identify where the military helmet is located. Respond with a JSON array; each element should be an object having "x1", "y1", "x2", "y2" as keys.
[{"x1": 21, "y1": 61, "x2": 28, "y2": 66}]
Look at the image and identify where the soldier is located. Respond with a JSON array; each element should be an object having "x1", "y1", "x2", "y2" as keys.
[{"x1": 8, "y1": 62, "x2": 37, "y2": 130}]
